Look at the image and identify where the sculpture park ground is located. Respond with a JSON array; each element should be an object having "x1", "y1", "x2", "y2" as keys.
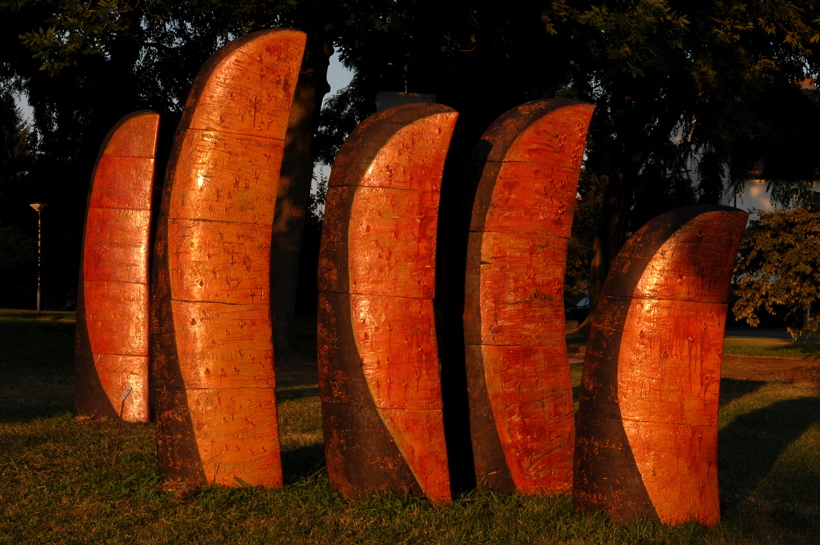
[{"x1": 1, "y1": 309, "x2": 818, "y2": 544}]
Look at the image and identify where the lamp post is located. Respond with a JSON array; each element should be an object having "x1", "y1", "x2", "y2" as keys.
[{"x1": 30, "y1": 202, "x2": 45, "y2": 314}]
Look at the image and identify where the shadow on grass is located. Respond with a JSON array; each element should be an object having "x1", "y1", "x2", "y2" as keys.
[
  {"x1": 719, "y1": 396, "x2": 820, "y2": 513},
  {"x1": 0, "y1": 317, "x2": 75, "y2": 423},
  {"x1": 294, "y1": 315, "x2": 318, "y2": 363},
  {"x1": 720, "y1": 378, "x2": 767, "y2": 407},
  {"x1": 282, "y1": 443, "x2": 326, "y2": 484},
  {"x1": 771, "y1": 340, "x2": 820, "y2": 359},
  {"x1": 0, "y1": 372, "x2": 74, "y2": 423},
  {"x1": 0, "y1": 310, "x2": 74, "y2": 321},
  {"x1": 277, "y1": 385, "x2": 320, "y2": 402}
]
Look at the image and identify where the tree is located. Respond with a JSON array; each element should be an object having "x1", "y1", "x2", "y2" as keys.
[
  {"x1": 7, "y1": 0, "x2": 371, "y2": 349},
  {"x1": 3, "y1": 0, "x2": 208, "y2": 307},
  {"x1": 0, "y1": 35, "x2": 39, "y2": 307},
  {"x1": 0, "y1": 93, "x2": 36, "y2": 224},
  {"x1": 8, "y1": 0, "x2": 820, "y2": 329},
  {"x1": 318, "y1": 0, "x2": 820, "y2": 331},
  {"x1": 547, "y1": 0, "x2": 820, "y2": 329},
  {"x1": 0, "y1": 94, "x2": 38, "y2": 309},
  {"x1": 733, "y1": 206, "x2": 820, "y2": 340},
  {"x1": 565, "y1": 172, "x2": 606, "y2": 307},
  {"x1": 0, "y1": 225, "x2": 36, "y2": 308}
]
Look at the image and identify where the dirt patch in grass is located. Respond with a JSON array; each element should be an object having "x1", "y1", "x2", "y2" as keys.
[
  {"x1": 722, "y1": 354, "x2": 820, "y2": 385},
  {"x1": 568, "y1": 341, "x2": 820, "y2": 386},
  {"x1": 569, "y1": 342, "x2": 819, "y2": 385}
]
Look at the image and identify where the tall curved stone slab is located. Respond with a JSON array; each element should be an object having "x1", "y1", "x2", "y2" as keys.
[
  {"x1": 318, "y1": 104, "x2": 458, "y2": 503},
  {"x1": 151, "y1": 29, "x2": 305, "y2": 487},
  {"x1": 76, "y1": 110, "x2": 159, "y2": 423},
  {"x1": 463, "y1": 99, "x2": 593, "y2": 495},
  {"x1": 574, "y1": 205, "x2": 748, "y2": 525}
]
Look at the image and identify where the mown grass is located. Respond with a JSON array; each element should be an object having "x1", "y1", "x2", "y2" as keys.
[
  {"x1": 723, "y1": 334, "x2": 820, "y2": 360},
  {"x1": 569, "y1": 327, "x2": 820, "y2": 360},
  {"x1": 1, "y1": 310, "x2": 819, "y2": 544}
]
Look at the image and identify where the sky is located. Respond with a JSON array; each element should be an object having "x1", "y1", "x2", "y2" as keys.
[
  {"x1": 327, "y1": 52, "x2": 354, "y2": 99},
  {"x1": 312, "y1": 52, "x2": 354, "y2": 194}
]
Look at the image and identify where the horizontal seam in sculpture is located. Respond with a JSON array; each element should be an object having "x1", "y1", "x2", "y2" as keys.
[
  {"x1": 185, "y1": 126, "x2": 286, "y2": 142},
  {"x1": 464, "y1": 342, "x2": 567, "y2": 348},
  {"x1": 601, "y1": 294, "x2": 722, "y2": 304},
  {"x1": 622, "y1": 296, "x2": 728, "y2": 305},
  {"x1": 166, "y1": 216, "x2": 275, "y2": 226},
  {"x1": 489, "y1": 159, "x2": 582, "y2": 169},
  {"x1": 374, "y1": 406, "x2": 443, "y2": 411},
  {"x1": 84, "y1": 280, "x2": 149, "y2": 286},
  {"x1": 322, "y1": 400, "x2": 443, "y2": 410},
  {"x1": 472, "y1": 230, "x2": 571, "y2": 240},
  {"x1": 181, "y1": 386, "x2": 276, "y2": 389},
  {"x1": 169, "y1": 298, "x2": 270, "y2": 306},
  {"x1": 333, "y1": 291, "x2": 434, "y2": 302},
  {"x1": 618, "y1": 417, "x2": 717, "y2": 428},
  {"x1": 494, "y1": 299, "x2": 563, "y2": 307},
  {"x1": 88, "y1": 204, "x2": 151, "y2": 212},
  {"x1": 91, "y1": 351, "x2": 149, "y2": 358},
  {"x1": 341, "y1": 183, "x2": 441, "y2": 194}
]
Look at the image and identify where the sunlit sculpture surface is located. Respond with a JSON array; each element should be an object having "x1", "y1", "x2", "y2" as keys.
[
  {"x1": 151, "y1": 29, "x2": 305, "y2": 487},
  {"x1": 573, "y1": 205, "x2": 748, "y2": 525},
  {"x1": 462, "y1": 99, "x2": 593, "y2": 494},
  {"x1": 318, "y1": 104, "x2": 458, "y2": 502},
  {"x1": 76, "y1": 110, "x2": 159, "y2": 423}
]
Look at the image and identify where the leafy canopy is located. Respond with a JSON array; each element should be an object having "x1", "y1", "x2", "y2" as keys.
[{"x1": 733, "y1": 206, "x2": 820, "y2": 340}]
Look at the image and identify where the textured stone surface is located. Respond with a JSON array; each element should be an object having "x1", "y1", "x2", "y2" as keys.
[
  {"x1": 574, "y1": 205, "x2": 748, "y2": 526},
  {"x1": 76, "y1": 110, "x2": 159, "y2": 423},
  {"x1": 318, "y1": 104, "x2": 457, "y2": 503},
  {"x1": 463, "y1": 99, "x2": 594, "y2": 495},
  {"x1": 151, "y1": 29, "x2": 305, "y2": 488}
]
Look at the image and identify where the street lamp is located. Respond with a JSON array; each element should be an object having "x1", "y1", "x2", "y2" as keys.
[{"x1": 30, "y1": 202, "x2": 46, "y2": 314}]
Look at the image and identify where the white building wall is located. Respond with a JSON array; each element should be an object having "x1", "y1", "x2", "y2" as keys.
[{"x1": 720, "y1": 180, "x2": 820, "y2": 214}]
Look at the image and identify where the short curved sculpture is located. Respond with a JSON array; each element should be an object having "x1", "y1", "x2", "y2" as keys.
[
  {"x1": 76, "y1": 110, "x2": 159, "y2": 423},
  {"x1": 463, "y1": 99, "x2": 593, "y2": 494},
  {"x1": 318, "y1": 103, "x2": 458, "y2": 503},
  {"x1": 151, "y1": 29, "x2": 305, "y2": 487},
  {"x1": 573, "y1": 205, "x2": 748, "y2": 525}
]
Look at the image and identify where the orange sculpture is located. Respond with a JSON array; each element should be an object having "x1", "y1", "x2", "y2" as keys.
[
  {"x1": 318, "y1": 104, "x2": 458, "y2": 503},
  {"x1": 76, "y1": 110, "x2": 159, "y2": 423},
  {"x1": 573, "y1": 205, "x2": 748, "y2": 525},
  {"x1": 462, "y1": 99, "x2": 594, "y2": 494},
  {"x1": 151, "y1": 29, "x2": 305, "y2": 487}
]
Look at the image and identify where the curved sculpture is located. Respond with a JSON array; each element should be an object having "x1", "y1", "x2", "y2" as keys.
[
  {"x1": 318, "y1": 103, "x2": 458, "y2": 503},
  {"x1": 151, "y1": 29, "x2": 305, "y2": 487},
  {"x1": 76, "y1": 110, "x2": 160, "y2": 423},
  {"x1": 463, "y1": 99, "x2": 593, "y2": 494},
  {"x1": 573, "y1": 205, "x2": 748, "y2": 525}
]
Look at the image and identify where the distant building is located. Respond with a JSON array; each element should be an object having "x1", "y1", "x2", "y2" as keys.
[{"x1": 691, "y1": 78, "x2": 820, "y2": 214}]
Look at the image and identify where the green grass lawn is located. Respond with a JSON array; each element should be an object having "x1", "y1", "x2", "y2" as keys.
[
  {"x1": 723, "y1": 334, "x2": 820, "y2": 359},
  {"x1": 568, "y1": 329, "x2": 820, "y2": 360},
  {"x1": 1, "y1": 310, "x2": 819, "y2": 544}
]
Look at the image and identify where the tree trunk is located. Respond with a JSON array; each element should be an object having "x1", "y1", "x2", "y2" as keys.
[
  {"x1": 581, "y1": 86, "x2": 685, "y2": 328},
  {"x1": 271, "y1": 34, "x2": 332, "y2": 362},
  {"x1": 587, "y1": 147, "x2": 644, "y2": 315}
]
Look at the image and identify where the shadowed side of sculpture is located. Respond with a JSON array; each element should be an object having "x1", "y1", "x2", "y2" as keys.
[
  {"x1": 151, "y1": 29, "x2": 305, "y2": 487},
  {"x1": 76, "y1": 110, "x2": 160, "y2": 423},
  {"x1": 318, "y1": 104, "x2": 458, "y2": 503},
  {"x1": 462, "y1": 99, "x2": 593, "y2": 495},
  {"x1": 574, "y1": 205, "x2": 748, "y2": 525}
]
